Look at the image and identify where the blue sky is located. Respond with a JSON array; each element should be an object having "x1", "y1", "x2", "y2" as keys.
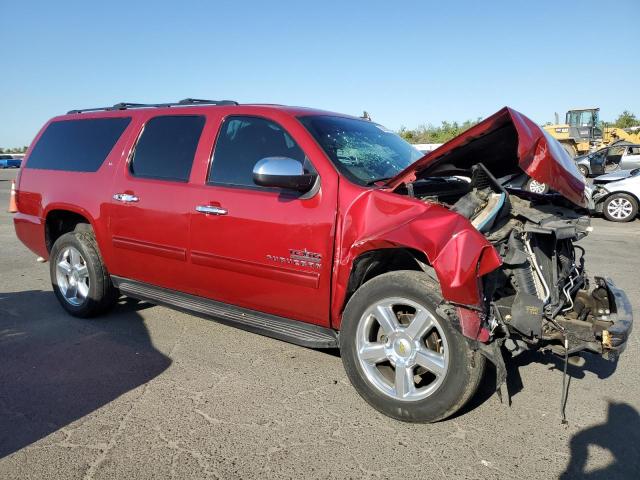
[{"x1": 1, "y1": 0, "x2": 638, "y2": 146}]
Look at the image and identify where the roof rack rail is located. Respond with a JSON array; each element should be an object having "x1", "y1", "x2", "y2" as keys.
[{"x1": 67, "y1": 98, "x2": 239, "y2": 114}]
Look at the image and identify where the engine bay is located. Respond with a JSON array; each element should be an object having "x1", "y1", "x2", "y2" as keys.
[{"x1": 398, "y1": 164, "x2": 622, "y2": 361}]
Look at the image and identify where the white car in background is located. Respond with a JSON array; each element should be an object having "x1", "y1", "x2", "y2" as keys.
[
  {"x1": 412, "y1": 143, "x2": 443, "y2": 154},
  {"x1": 592, "y1": 168, "x2": 640, "y2": 222}
]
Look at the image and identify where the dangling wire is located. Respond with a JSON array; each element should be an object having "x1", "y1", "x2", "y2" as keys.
[{"x1": 560, "y1": 334, "x2": 570, "y2": 425}]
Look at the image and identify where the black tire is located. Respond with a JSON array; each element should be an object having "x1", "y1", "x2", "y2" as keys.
[
  {"x1": 525, "y1": 178, "x2": 549, "y2": 194},
  {"x1": 49, "y1": 228, "x2": 118, "y2": 317},
  {"x1": 602, "y1": 193, "x2": 638, "y2": 223},
  {"x1": 578, "y1": 164, "x2": 589, "y2": 177},
  {"x1": 562, "y1": 142, "x2": 577, "y2": 159},
  {"x1": 340, "y1": 271, "x2": 485, "y2": 423}
]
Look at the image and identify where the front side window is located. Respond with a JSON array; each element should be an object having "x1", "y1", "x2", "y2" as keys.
[
  {"x1": 27, "y1": 117, "x2": 131, "y2": 172},
  {"x1": 299, "y1": 115, "x2": 422, "y2": 185},
  {"x1": 209, "y1": 116, "x2": 307, "y2": 187},
  {"x1": 130, "y1": 115, "x2": 205, "y2": 182}
]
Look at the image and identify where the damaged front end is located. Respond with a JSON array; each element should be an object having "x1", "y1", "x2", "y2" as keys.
[
  {"x1": 475, "y1": 177, "x2": 632, "y2": 363},
  {"x1": 387, "y1": 107, "x2": 633, "y2": 369}
]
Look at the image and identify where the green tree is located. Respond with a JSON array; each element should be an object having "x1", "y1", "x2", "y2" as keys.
[
  {"x1": 613, "y1": 111, "x2": 638, "y2": 129},
  {"x1": 398, "y1": 118, "x2": 481, "y2": 144}
]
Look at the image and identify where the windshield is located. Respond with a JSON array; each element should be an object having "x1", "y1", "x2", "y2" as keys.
[{"x1": 298, "y1": 115, "x2": 423, "y2": 185}]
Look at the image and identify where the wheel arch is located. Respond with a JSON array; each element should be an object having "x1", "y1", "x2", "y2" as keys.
[
  {"x1": 342, "y1": 247, "x2": 432, "y2": 313},
  {"x1": 44, "y1": 205, "x2": 97, "y2": 253},
  {"x1": 331, "y1": 190, "x2": 502, "y2": 332},
  {"x1": 602, "y1": 189, "x2": 640, "y2": 205}
]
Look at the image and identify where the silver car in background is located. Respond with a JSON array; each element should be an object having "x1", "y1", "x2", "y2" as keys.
[
  {"x1": 576, "y1": 144, "x2": 640, "y2": 177},
  {"x1": 592, "y1": 168, "x2": 640, "y2": 222}
]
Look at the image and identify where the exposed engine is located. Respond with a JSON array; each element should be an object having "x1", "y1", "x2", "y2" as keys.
[{"x1": 404, "y1": 164, "x2": 624, "y2": 361}]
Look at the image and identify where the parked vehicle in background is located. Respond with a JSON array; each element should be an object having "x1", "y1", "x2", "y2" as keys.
[
  {"x1": 592, "y1": 168, "x2": 640, "y2": 222},
  {"x1": 12, "y1": 100, "x2": 632, "y2": 422},
  {"x1": 412, "y1": 143, "x2": 443, "y2": 154},
  {"x1": 501, "y1": 173, "x2": 550, "y2": 194},
  {"x1": 575, "y1": 144, "x2": 640, "y2": 177},
  {"x1": 0, "y1": 155, "x2": 23, "y2": 168},
  {"x1": 544, "y1": 107, "x2": 640, "y2": 158}
]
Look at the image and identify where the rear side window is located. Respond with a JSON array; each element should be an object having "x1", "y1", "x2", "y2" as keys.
[
  {"x1": 209, "y1": 116, "x2": 306, "y2": 187},
  {"x1": 130, "y1": 115, "x2": 205, "y2": 182},
  {"x1": 27, "y1": 117, "x2": 131, "y2": 172}
]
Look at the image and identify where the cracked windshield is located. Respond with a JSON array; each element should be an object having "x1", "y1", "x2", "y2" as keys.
[{"x1": 299, "y1": 115, "x2": 423, "y2": 185}]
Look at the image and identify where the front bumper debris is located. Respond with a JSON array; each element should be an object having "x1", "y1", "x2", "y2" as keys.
[
  {"x1": 599, "y1": 277, "x2": 633, "y2": 360},
  {"x1": 551, "y1": 276, "x2": 632, "y2": 361}
]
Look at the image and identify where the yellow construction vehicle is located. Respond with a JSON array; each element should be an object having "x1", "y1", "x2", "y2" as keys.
[{"x1": 543, "y1": 108, "x2": 640, "y2": 157}]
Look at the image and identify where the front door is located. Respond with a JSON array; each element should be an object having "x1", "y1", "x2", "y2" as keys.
[
  {"x1": 189, "y1": 115, "x2": 337, "y2": 327},
  {"x1": 108, "y1": 114, "x2": 206, "y2": 293}
]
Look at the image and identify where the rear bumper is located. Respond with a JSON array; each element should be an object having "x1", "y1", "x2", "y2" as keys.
[
  {"x1": 599, "y1": 277, "x2": 633, "y2": 361},
  {"x1": 13, "y1": 213, "x2": 48, "y2": 259}
]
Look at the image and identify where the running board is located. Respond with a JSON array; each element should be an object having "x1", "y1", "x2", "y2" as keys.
[{"x1": 111, "y1": 276, "x2": 338, "y2": 349}]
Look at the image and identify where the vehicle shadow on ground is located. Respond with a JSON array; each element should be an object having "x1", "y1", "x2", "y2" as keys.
[
  {"x1": 560, "y1": 401, "x2": 640, "y2": 479},
  {"x1": 504, "y1": 350, "x2": 618, "y2": 399},
  {"x1": 0, "y1": 290, "x2": 171, "y2": 459},
  {"x1": 457, "y1": 349, "x2": 619, "y2": 418}
]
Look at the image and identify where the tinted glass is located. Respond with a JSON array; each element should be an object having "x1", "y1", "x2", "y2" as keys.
[
  {"x1": 299, "y1": 115, "x2": 422, "y2": 185},
  {"x1": 130, "y1": 115, "x2": 205, "y2": 181},
  {"x1": 209, "y1": 116, "x2": 306, "y2": 187},
  {"x1": 27, "y1": 117, "x2": 131, "y2": 172}
]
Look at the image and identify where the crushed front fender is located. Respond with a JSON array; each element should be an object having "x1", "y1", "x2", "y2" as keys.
[{"x1": 331, "y1": 186, "x2": 502, "y2": 333}]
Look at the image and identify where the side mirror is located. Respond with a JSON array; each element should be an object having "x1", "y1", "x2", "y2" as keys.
[{"x1": 253, "y1": 157, "x2": 317, "y2": 192}]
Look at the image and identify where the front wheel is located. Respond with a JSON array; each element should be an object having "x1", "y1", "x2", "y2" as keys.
[
  {"x1": 340, "y1": 271, "x2": 485, "y2": 422},
  {"x1": 603, "y1": 193, "x2": 638, "y2": 222}
]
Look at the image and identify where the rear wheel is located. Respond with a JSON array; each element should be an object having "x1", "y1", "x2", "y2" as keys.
[
  {"x1": 50, "y1": 229, "x2": 118, "y2": 317},
  {"x1": 340, "y1": 271, "x2": 485, "y2": 422},
  {"x1": 603, "y1": 193, "x2": 638, "y2": 222},
  {"x1": 578, "y1": 164, "x2": 589, "y2": 177}
]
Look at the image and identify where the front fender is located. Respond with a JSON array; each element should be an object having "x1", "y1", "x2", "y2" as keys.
[{"x1": 331, "y1": 189, "x2": 502, "y2": 332}]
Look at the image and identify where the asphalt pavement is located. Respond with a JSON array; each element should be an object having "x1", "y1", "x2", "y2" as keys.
[{"x1": 1, "y1": 168, "x2": 639, "y2": 479}]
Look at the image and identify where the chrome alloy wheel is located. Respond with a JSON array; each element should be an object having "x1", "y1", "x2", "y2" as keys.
[
  {"x1": 607, "y1": 197, "x2": 634, "y2": 220},
  {"x1": 528, "y1": 180, "x2": 547, "y2": 194},
  {"x1": 55, "y1": 246, "x2": 90, "y2": 306},
  {"x1": 355, "y1": 297, "x2": 449, "y2": 401}
]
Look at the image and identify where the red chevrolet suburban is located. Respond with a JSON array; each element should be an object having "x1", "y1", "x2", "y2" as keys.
[{"x1": 13, "y1": 99, "x2": 632, "y2": 422}]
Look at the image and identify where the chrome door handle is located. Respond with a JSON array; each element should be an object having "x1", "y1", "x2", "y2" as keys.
[
  {"x1": 195, "y1": 205, "x2": 228, "y2": 215},
  {"x1": 113, "y1": 193, "x2": 139, "y2": 203}
]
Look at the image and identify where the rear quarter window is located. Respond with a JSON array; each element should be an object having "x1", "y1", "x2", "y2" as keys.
[{"x1": 26, "y1": 117, "x2": 131, "y2": 172}]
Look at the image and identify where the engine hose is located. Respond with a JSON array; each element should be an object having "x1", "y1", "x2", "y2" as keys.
[
  {"x1": 510, "y1": 236, "x2": 538, "y2": 296},
  {"x1": 558, "y1": 243, "x2": 573, "y2": 276},
  {"x1": 513, "y1": 263, "x2": 538, "y2": 296}
]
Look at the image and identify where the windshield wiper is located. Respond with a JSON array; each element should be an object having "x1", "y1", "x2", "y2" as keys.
[{"x1": 365, "y1": 176, "x2": 393, "y2": 186}]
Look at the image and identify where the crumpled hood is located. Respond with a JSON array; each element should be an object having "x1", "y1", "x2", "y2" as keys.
[{"x1": 386, "y1": 107, "x2": 588, "y2": 207}]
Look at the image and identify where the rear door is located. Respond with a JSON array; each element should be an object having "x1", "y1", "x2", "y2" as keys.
[
  {"x1": 620, "y1": 146, "x2": 640, "y2": 170},
  {"x1": 603, "y1": 145, "x2": 627, "y2": 173},
  {"x1": 107, "y1": 114, "x2": 206, "y2": 292},
  {"x1": 188, "y1": 114, "x2": 338, "y2": 327}
]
